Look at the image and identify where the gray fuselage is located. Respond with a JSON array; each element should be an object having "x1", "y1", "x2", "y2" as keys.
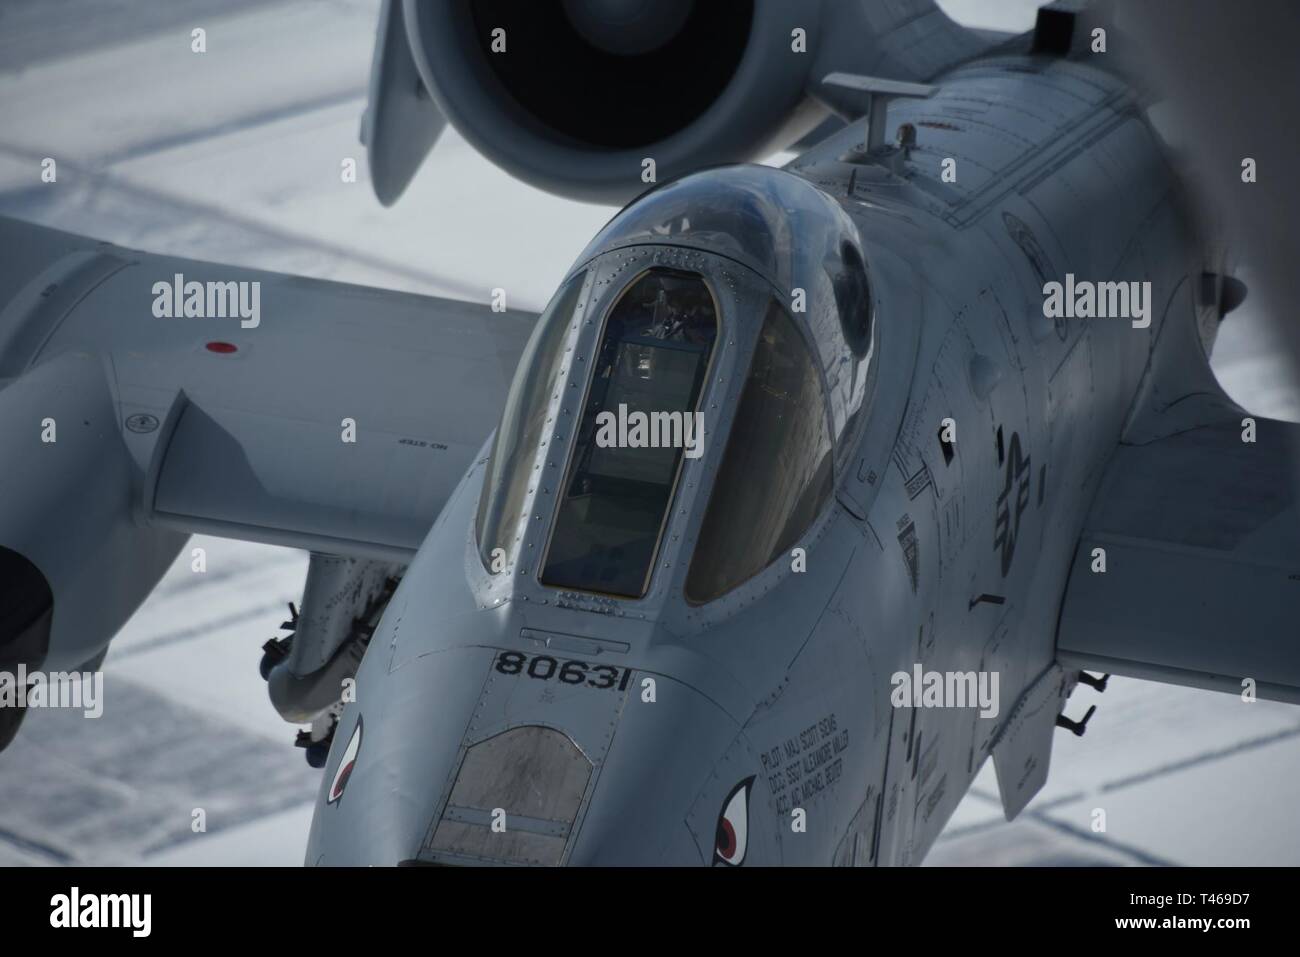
[{"x1": 306, "y1": 52, "x2": 1200, "y2": 865}]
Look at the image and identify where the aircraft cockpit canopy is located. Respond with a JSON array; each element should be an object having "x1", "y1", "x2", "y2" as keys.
[
  {"x1": 477, "y1": 165, "x2": 877, "y2": 604},
  {"x1": 541, "y1": 269, "x2": 718, "y2": 597},
  {"x1": 576, "y1": 164, "x2": 876, "y2": 451}
]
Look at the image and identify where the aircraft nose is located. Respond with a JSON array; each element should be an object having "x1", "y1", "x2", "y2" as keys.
[
  {"x1": 419, "y1": 658, "x2": 743, "y2": 866},
  {"x1": 305, "y1": 634, "x2": 746, "y2": 865}
]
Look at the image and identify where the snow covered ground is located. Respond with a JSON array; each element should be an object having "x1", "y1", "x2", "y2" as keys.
[{"x1": 0, "y1": 0, "x2": 1296, "y2": 866}]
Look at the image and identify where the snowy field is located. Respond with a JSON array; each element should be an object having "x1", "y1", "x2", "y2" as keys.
[{"x1": 0, "y1": 0, "x2": 1296, "y2": 866}]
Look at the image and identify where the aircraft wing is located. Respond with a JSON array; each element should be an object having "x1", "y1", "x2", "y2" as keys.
[
  {"x1": 1057, "y1": 417, "x2": 1300, "y2": 704},
  {"x1": 0, "y1": 216, "x2": 536, "y2": 562}
]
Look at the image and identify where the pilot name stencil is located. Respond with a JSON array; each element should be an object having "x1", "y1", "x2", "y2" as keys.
[{"x1": 760, "y1": 713, "x2": 849, "y2": 815}]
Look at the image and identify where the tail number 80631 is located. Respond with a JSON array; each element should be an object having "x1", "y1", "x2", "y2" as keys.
[{"x1": 493, "y1": 650, "x2": 633, "y2": 692}]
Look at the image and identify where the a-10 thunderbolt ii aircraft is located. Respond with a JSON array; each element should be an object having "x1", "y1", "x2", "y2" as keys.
[{"x1": 1, "y1": 0, "x2": 1297, "y2": 866}]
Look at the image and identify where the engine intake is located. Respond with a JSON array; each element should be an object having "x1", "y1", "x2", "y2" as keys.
[{"x1": 395, "y1": 0, "x2": 826, "y2": 203}]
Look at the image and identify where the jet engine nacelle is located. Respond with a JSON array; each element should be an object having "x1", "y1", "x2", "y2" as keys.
[
  {"x1": 0, "y1": 353, "x2": 185, "y2": 680},
  {"x1": 391, "y1": 0, "x2": 830, "y2": 204}
]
